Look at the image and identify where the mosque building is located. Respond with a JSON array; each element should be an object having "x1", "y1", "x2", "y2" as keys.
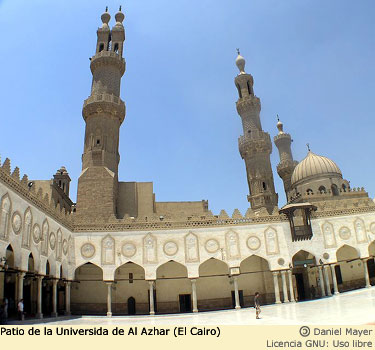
[{"x1": 1, "y1": 9, "x2": 375, "y2": 318}]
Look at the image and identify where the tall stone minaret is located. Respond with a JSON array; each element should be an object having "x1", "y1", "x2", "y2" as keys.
[
  {"x1": 76, "y1": 8, "x2": 126, "y2": 220},
  {"x1": 234, "y1": 51, "x2": 278, "y2": 214},
  {"x1": 274, "y1": 117, "x2": 298, "y2": 201}
]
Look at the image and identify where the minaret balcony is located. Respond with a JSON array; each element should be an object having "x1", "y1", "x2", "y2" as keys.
[
  {"x1": 90, "y1": 50, "x2": 126, "y2": 75},
  {"x1": 82, "y1": 93, "x2": 126, "y2": 123},
  {"x1": 238, "y1": 132, "x2": 272, "y2": 157},
  {"x1": 277, "y1": 160, "x2": 298, "y2": 177},
  {"x1": 236, "y1": 95, "x2": 261, "y2": 115}
]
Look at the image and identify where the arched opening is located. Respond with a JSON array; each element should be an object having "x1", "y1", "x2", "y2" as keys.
[
  {"x1": 156, "y1": 260, "x2": 190, "y2": 313},
  {"x1": 114, "y1": 262, "x2": 147, "y2": 315},
  {"x1": 42, "y1": 260, "x2": 53, "y2": 316},
  {"x1": 367, "y1": 241, "x2": 375, "y2": 285},
  {"x1": 331, "y1": 184, "x2": 339, "y2": 196},
  {"x1": 247, "y1": 81, "x2": 252, "y2": 95},
  {"x1": 306, "y1": 189, "x2": 313, "y2": 195},
  {"x1": 197, "y1": 258, "x2": 230, "y2": 311},
  {"x1": 292, "y1": 250, "x2": 318, "y2": 301},
  {"x1": 318, "y1": 186, "x2": 326, "y2": 194},
  {"x1": 2, "y1": 245, "x2": 16, "y2": 317},
  {"x1": 23, "y1": 253, "x2": 35, "y2": 316},
  {"x1": 99, "y1": 43, "x2": 104, "y2": 52},
  {"x1": 336, "y1": 245, "x2": 363, "y2": 292},
  {"x1": 238, "y1": 255, "x2": 272, "y2": 306},
  {"x1": 262, "y1": 182, "x2": 267, "y2": 191},
  {"x1": 114, "y1": 43, "x2": 119, "y2": 53},
  {"x1": 236, "y1": 83, "x2": 242, "y2": 99},
  {"x1": 342, "y1": 184, "x2": 347, "y2": 192},
  {"x1": 127, "y1": 297, "x2": 136, "y2": 315},
  {"x1": 72, "y1": 262, "x2": 105, "y2": 315}
]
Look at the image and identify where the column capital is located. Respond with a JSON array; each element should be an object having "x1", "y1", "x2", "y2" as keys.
[
  {"x1": 281, "y1": 270, "x2": 287, "y2": 275},
  {"x1": 190, "y1": 278, "x2": 197, "y2": 284},
  {"x1": 18, "y1": 271, "x2": 26, "y2": 278},
  {"x1": 64, "y1": 281, "x2": 71, "y2": 286},
  {"x1": 272, "y1": 270, "x2": 280, "y2": 276}
]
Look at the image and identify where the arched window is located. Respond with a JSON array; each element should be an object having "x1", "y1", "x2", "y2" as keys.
[
  {"x1": 247, "y1": 81, "x2": 252, "y2": 95},
  {"x1": 99, "y1": 43, "x2": 104, "y2": 52},
  {"x1": 331, "y1": 184, "x2": 339, "y2": 196},
  {"x1": 262, "y1": 182, "x2": 267, "y2": 190},
  {"x1": 342, "y1": 184, "x2": 347, "y2": 192},
  {"x1": 114, "y1": 43, "x2": 119, "y2": 53},
  {"x1": 306, "y1": 189, "x2": 313, "y2": 195},
  {"x1": 318, "y1": 186, "x2": 326, "y2": 194},
  {"x1": 236, "y1": 84, "x2": 242, "y2": 99}
]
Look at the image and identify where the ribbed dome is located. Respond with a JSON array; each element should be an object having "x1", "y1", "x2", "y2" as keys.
[{"x1": 291, "y1": 151, "x2": 342, "y2": 186}]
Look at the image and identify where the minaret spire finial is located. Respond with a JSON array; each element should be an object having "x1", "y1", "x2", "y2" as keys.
[
  {"x1": 307, "y1": 143, "x2": 310, "y2": 152},
  {"x1": 119, "y1": 5, "x2": 122, "y2": 11},
  {"x1": 105, "y1": 6, "x2": 108, "y2": 12},
  {"x1": 236, "y1": 48, "x2": 240, "y2": 55},
  {"x1": 277, "y1": 114, "x2": 280, "y2": 122}
]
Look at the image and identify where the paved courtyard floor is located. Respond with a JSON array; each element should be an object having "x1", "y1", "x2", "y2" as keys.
[{"x1": 10, "y1": 287, "x2": 375, "y2": 325}]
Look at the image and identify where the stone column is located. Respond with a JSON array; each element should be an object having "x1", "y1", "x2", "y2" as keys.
[
  {"x1": 36, "y1": 276, "x2": 43, "y2": 319},
  {"x1": 272, "y1": 271, "x2": 281, "y2": 304},
  {"x1": 106, "y1": 282, "x2": 113, "y2": 317},
  {"x1": 51, "y1": 279, "x2": 58, "y2": 317},
  {"x1": 17, "y1": 272, "x2": 25, "y2": 302},
  {"x1": 65, "y1": 281, "x2": 71, "y2": 315},
  {"x1": 149, "y1": 281, "x2": 155, "y2": 315},
  {"x1": 191, "y1": 279, "x2": 198, "y2": 313},
  {"x1": 281, "y1": 270, "x2": 289, "y2": 303},
  {"x1": 233, "y1": 276, "x2": 241, "y2": 309},
  {"x1": 318, "y1": 266, "x2": 326, "y2": 297},
  {"x1": 323, "y1": 265, "x2": 332, "y2": 296},
  {"x1": 287, "y1": 269, "x2": 295, "y2": 302},
  {"x1": 330, "y1": 264, "x2": 339, "y2": 294},
  {"x1": 363, "y1": 259, "x2": 371, "y2": 288}
]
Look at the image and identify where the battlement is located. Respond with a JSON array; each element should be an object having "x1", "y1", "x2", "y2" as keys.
[
  {"x1": 238, "y1": 131, "x2": 272, "y2": 157},
  {"x1": 0, "y1": 155, "x2": 73, "y2": 229},
  {"x1": 90, "y1": 50, "x2": 126, "y2": 75},
  {"x1": 82, "y1": 92, "x2": 126, "y2": 122},
  {"x1": 236, "y1": 95, "x2": 261, "y2": 115}
]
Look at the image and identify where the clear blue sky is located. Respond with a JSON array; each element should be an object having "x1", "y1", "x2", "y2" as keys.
[{"x1": 0, "y1": 1, "x2": 374, "y2": 216}]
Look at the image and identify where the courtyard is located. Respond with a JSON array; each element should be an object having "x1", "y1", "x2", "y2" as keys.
[{"x1": 6, "y1": 287, "x2": 375, "y2": 326}]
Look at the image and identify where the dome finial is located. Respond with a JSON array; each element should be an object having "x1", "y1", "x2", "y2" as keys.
[
  {"x1": 115, "y1": 5, "x2": 125, "y2": 24},
  {"x1": 307, "y1": 143, "x2": 311, "y2": 152},
  {"x1": 101, "y1": 7, "x2": 111, "y2": 27},
  {"x1": 235, "y1": 49, "x2": 246, "y2": 74},
  {"x1": 276, "y1": 114, "x2": 284, "y2": 134}
]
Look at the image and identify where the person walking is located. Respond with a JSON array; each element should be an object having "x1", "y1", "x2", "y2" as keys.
[
  {"x1": 17, "y1": 299, "x2": 24, "y2": 321},
  {"x1": 254, "y1": 292, "x2": 261, "y2": 319}
]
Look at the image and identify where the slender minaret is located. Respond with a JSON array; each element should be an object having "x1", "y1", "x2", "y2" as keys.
[
  {"x1": 234, "y1": 51, "x2": 278, "y2": 214},
  {"x1": 273, "y1": 117, "x2": 298, "y2": 201},
  {"x1": 76, "y1": 8, "x2": 126, "y2": 220}
]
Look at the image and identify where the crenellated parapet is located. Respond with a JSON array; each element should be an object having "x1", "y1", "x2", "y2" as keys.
[
  {"x1": 238, "y1": 131, "x2": 272, "y2": 158},
  {"x1": 0, "y1": 156, "x2": 73, "y2": 230},
  {"x1": 90, "y1": 50, "x2": 126, "y2": 76}
]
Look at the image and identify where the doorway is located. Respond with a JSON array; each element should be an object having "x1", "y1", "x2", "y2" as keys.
[
  {"x1": 231, "y1": 290, "x2": 244, "y2": 307},
  {"x1": 179, "y1": 294, "x2": 192, "y2": 313},
  {"x1": 295, "y1": 273, "x2": 305, "y2": 300},
  {"x1": 128, "y1": 297, "x2": 136, "y2": 315}
]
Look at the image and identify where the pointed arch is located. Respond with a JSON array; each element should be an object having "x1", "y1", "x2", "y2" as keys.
[
  {"x1": 156, "y1": 260, "x2": 188, "y2": 279},
  {"x1": 199, "y1": 257, "x2": 229, "y2": 276},
  {"x1": 292, "y1": 249, "x2": 317, "y2": 265},
  {"x1": 22, "y1": 207, "x2": 32, "y2": 248},
  {"x1": 240, "y1": 254, "x2": 270, "y2": 272},
  {"x1": 41, "y1": 219, "x2": 49, "y2": 256},
  {"x1": 336, "y1": 244, "x2": 360, "y2": 261},
  {"x1": 101, "y1": 234, "x2": 115, "y2": 265},
  {"x1": 0, "y1": 192, "x2": 11, "y2": 240}
]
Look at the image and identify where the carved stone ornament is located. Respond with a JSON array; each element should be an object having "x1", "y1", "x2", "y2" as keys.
[
  {"x1": 339, "y1": 226, "x2": 351, "y2": 240},
  {"x1": 323, "y1": 252, "x2": 330, "y2": 260},
  {"x1": 264, "y1": 227, "x2": 280, "y2": 255},
  {"x1": 122, "y1": 242, "x2": 136, "y2": 258},
  {"x1": 322, "y1": 222, "x2": 337, "y2": 248},
  {"x1": 205, "y1": 239, "x2": 220, "y2": 253},
  {"x1": 81, "y1": 242, "x2": 96, "y2": 259},
  {"x1": 49, "y1": 232, "x2": 56, "y2": 250},
  {"x1": 185, "y1": 232, "x2": 199, "y2": 263},
  {"x1": 278, "y1": 258, "x2": 285, "y2": 266},
  {"x1": 143, "y1": 233, "x2": 157, "y2": 264},
  {"x1": 101, "y1": 235, "x2": 115, "y2": 265},
  {"x1": 11, "y1": 211, "x2": 22, "y2": 235},
  {"x1": 225, "y1": 231, "x2": 240, "y2": 259},
  {"x1": 163, "y1": 241, "x2": 178, "y2": 256},
  {"x1": 32, "y1": 224, "x2": 41, "y2": 243},
  {"x1": 354, "y1": 218, "x2": 368, "y2": 244},
  {"x1": 370, "y1": 222, "x2": 375, "y2": 235},
  {"x1": 62, "y1": 239, "x2": 68, "y2": 255},
  {"x1": 247, "y1": 236, "x2": 261, "y2": 250}
]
